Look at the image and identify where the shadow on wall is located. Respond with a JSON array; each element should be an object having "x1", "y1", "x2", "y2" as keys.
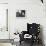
[{"x1": 40, "y1": 25, "x2": 45, "y2": 46}]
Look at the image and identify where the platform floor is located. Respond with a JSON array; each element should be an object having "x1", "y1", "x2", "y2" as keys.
[
  {"x1": 19, "y1": 41, "x2": 43, "y2": 46},
  {"x1": 0, "y1": 39, "x2": 14, "y2": 43}
]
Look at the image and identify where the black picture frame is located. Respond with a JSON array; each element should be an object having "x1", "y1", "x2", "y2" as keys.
[{"x1": 16, "y1": 10, "x2": 25, "y2": 17}]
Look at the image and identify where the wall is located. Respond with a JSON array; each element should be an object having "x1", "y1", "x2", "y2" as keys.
[
  {"x1": 0, "y1": 0, "x2": 46, "y2": 46},
  {"x1": 9, "y1": 0, "x2": 46, "y2": 45},
  {"x1": 8, "y1": 0, "x2": 46, "y2": 46},
  {"x1": 0, "y1": 0, "x2": 13, "y2": 46},
  {"x1": 0, "y1": 0, "x2": 8, "y2": 3},
  {"x1": 9, "y1": 0, "x2": 42, "y2": 35},
  {"x1": 0, "y1": 4, "x2": 9, "y2": 39}
]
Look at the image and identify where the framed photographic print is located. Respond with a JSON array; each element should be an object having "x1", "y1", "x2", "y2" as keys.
[{"x1": 16, "y1": 10, "x2": 25, "y2": 17}]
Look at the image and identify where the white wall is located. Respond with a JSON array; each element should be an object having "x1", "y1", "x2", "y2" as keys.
[
  {"x1": 9, "y1": 0, "x2": 43, "y2": 35},
  {"x1": 8, "y1": 0, "x2": 46, "y2": 46},
  {"x1": 0, "y1": 0, "x2": 46, "y2": 46},
  {"x1": 8, "y1": 0, "x2": 45, "y2": 45},
  {"x1": 0, "y1": 0, "x2": 13, "y2": 46},
  {"x1": 0, "y1": 0, "x2": 8, "y2": 3},
  {"x1": 0, "y1": 4, "x2": 9, "y2": 39}
]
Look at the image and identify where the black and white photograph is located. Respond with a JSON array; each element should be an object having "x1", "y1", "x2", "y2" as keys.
[
  {"x1": 0, "y1": 0, "x2": 46, "y2": 46},
  {"x1": 16, "y1": 10, "x2": 25, "y2": 17}
]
